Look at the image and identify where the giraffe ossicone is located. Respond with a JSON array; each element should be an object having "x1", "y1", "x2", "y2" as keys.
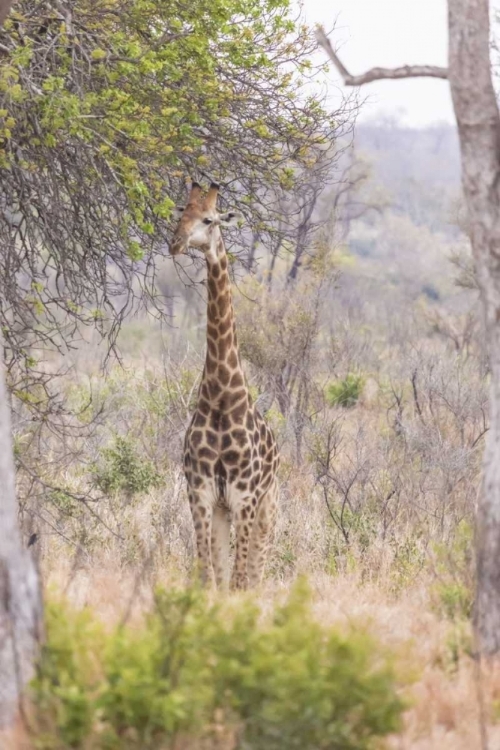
[{"x1": 170, "y1": 181, "x2": 280, "y2": 590}]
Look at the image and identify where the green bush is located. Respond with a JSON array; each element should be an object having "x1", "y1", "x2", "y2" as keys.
[
  {"x1": 432, "y1": 520, "x2": 474, "y2": 622},
  {"x1": 326, "y1": 374, "x2": 365, "y2": 408},
  {"x1": 32, "y1": 581, "x2": 404, "y2": 749},
  {"x1": 91, "y1": 435, "x2": 161, "y2": 497}
]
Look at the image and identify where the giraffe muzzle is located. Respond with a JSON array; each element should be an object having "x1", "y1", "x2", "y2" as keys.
[{"x1": 170, "y1": 237, "x2": 187, "y2": 256}]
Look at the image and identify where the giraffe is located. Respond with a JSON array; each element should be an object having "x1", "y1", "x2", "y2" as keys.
[{"x1": 170, "y1": 181, "x2": 280, "y2": 590}]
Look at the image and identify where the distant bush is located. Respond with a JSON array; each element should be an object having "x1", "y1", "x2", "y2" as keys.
[
  {"x1": 432, "y1": 521, "x2": 474, "y2": 623},
  {"x1": 91, "y1": 435, "x2": 161, "y2": 497},
  {"x1": 326, "y1": 374, "x2": 365, "y2": 408},
  {"x1": 31, "y1": 581, "x2": 403, "y2": 749}
]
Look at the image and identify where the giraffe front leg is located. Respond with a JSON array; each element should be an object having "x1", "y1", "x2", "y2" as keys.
[
  {"x1": 248, "y1": 484, "x2": 278, "y2": 588},
  {"x1": 230, "y1": 502, "x2": 255, "y2": 591},
  {"x1": 188, "y1": 488, "x2": 216, "y2": 589},
  {"x1": 211, "y1": 503, "x2": 231, "y2": 590}
]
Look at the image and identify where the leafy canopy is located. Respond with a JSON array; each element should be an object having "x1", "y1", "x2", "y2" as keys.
[{"x1": 0, "y1": 0, "x2": 340, "y2": 375}]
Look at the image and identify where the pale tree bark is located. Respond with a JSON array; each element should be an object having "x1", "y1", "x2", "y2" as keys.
[
  {"x1": 0, "y1": 0, "x2": 15, "y2": 28},
  {"x1": 448, "y1": 0, "x2": 500, "y2": 656},
  {"x1": 0, "y1": 0, "x2": 43, "y2": 729},
  {"x1": 317, "y1": 0, "x2": 500, "y2": 655},
  {"x1": 0, "y1": 354, "x2": 43, "y2": 727}
]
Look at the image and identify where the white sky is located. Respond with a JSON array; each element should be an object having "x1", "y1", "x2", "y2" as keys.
[{"x1": 303, "y1": 0, "x2": 455, "y2": 126}]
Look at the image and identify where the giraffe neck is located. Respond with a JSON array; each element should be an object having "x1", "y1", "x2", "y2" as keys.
[{"x1": 199, "y1": 231, "x2": 248, "y2": 412}]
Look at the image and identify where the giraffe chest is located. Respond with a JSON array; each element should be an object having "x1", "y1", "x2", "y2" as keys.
[{"x1": 183, "y1": 406, "x2": 279, "y2": 495}]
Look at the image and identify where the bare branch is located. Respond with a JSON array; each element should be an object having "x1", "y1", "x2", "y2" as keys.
[{"x1": 315, "y1": 26, "x2": 448, "y2": 85}]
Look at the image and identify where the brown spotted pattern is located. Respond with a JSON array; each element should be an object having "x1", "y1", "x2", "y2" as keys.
[{"x1": 170, "y1": 183, "x2": 279, "y2": 590}]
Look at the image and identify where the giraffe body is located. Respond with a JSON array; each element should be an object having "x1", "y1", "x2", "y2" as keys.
[{"x1": 170, "y1": 182, "x2": 279, "y2": 589}]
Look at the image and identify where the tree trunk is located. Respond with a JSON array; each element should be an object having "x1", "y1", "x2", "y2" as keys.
[
  {"x1": 0, "y1": 350, "x2": 42, "y2": 726},
  {"x1": 0, "y1": 0, "x2": 15, "y2": 27},
  {"x1": 0, "y1": 0, "x2": 43, "y2": 727},
  {"x1": 448, "y1": 0, "x2": 500, "y2": 654}
]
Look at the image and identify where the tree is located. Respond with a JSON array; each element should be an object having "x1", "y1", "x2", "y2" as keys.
[
  {"x1": 0, "y1": 0, "x2": 341, "y2": 393},
  {"x1": 0, "y1": 0, "x2": 42, "y2": 733},
  {"x1": 317, "y1": 0, "x2": 500, "y2": 656}
]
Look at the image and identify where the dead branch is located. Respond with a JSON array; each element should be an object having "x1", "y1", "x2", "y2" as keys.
[{"x1": 315, "y1": 26, "x2": 448, "y2": 85}]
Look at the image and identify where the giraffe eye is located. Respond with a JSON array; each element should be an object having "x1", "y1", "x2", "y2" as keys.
[{"x1": 202, "y1": 218, "x2": 213, "y2": 225}]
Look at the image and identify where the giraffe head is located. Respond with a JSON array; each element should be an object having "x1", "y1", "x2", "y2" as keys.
[{"x1": 170, "y1": 182, "x2": 242, "y2": 256}]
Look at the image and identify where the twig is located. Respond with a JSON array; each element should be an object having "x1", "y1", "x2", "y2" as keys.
[{"x1": 315, "y1": 26, "x2": 448, "y2": 85}]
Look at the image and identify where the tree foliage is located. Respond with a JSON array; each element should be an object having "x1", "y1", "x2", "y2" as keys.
[{"x1": 0, "y1": 0, "x2": 342, "y2": 389}]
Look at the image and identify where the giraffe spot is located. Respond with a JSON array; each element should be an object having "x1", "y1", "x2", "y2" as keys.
[
  {"x1": 218, "y1": 364, "x2": 231, "y2": 386},
  {"x1": 195, "y1": 414, "x2": 210, "y2": 433},
  {"x1": 241, "y1": 467, "x2": 252, "y2": 479},
  {"x1": 230, "y1": 372, "x2": 244, "y2": 388},
  {"x1": 220, "y1": 255, "x2": 228, "y2": 271},
  {"x1": 199, "y1": 446, "x2": 217, "y2": 460},
  {"x1": 190, "y1": 429, "x2": 203, "y2": 447},
  {"x1": 206, "y1": 356, "x2": 217, "y2": 375},
  {"x1": 212, "y1": 263, "x2": 221, "y2": 279},
  {"x1": 266, "y1": 431, "x2": 273, "y2": 448},
  {"x1": 229, "y1": 468, "x2": 239, "y2": 483},
  {"x1": 206, "y1": 430, "x2": 217, "y2": 446},
  {"x1": 214, "y1": 458, "x2": 227, "y2": 481},
  {"x1": 231, "y1": 428, "x2": 247, "y2": 447},
  {"x1": 251, "y1": 497, "x2": 257, "y2": 506},
  {"x1": 229, "y1": 389, "x2": 247, "y2": 408},
  {"x1": 236, "y1": 481, "x2": 248, "y2": 491},
  {"x1": 191, "y1": 459, "x2": 199, "y2": 474},
  {"x1": 253, "y1": 430, "x2": 260, "y2": 442},
  {"x1": 231, "y1": 402, "x2": 247, "y2": 423},
  {"x1": 240, "y1": 459, "x2": 250, "y2": 470},
  {"x1": 227, "y1": 350, "x2": 238, "y2": 369},
  {"x1": 218, "y1": 333, "x2": 232, "y2": 360},
  {"x1": 223, "y1": 449, "x2": 240, "y2": 465},
  {"x1": 210, "y1": 411, "x2": 222, "y2": 431},
  {"x1": 207, "y1": 338, "x2": 217, "y2": 358},
  {"x1": 199, "y1": 506, "x2": 207, "y2": 517},
  {"x1": 208, "y1": 379, "x2": 222, "y2": 398},
  {"x1": 184, "y1": 453, "x2": 192, "y2": 466},
  {"x1": 194, "y1": 520, "x2": 203, "y2": 531},
  {"x1": 218, "y1": 316, "x2": 232, "y2": 336},
  {"x1": 252, "y1": 459, "x2": 260, "y2": 471},
  {"x1": 207, "y1": 322, "x2": 218, "y2": 339},
  {"x1": 208, "y1": 277, "x2": 218, "y2": 297},
  {"x1": 250, "y1": 477, "x2": 258, "y2": 491},
  {"x1": 246, "y1": 413, "x2": 254, "y2": 431},
  {"x1": 199, "y1": 399, "x2": 210, "y2": 416},
  {"x1": 200, "y1": 461, "x2": 212, "y2": 476},
  {"x1": 241, "y1": 507, "x2": 249, "y2": 519},
  {"x1": 260, "y1": 424, "x2": 266, "y2": 437},
  {"x1": 209, "y1": 302, "x2": 218, "y2": 318},
  {"x1": 242, "y1": 448, "x2": 251, "y2": 460},
  {"x1": 221, "y1": 433, "x2": 232, "y2": 450}
]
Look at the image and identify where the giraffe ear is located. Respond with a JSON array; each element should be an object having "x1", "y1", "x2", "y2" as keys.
[
  {"x1": 171, "y1": 205, "x2": 185, "y2": 221},
  {"x1": 219, "y1": 211, "x2": 244, "y2": 227}
]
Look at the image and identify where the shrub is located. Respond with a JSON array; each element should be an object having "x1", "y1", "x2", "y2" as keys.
[
  {"x1": 31, "y1": 581, "x2": 404, "y2": 749},
  {"x1": 432, "y1": 520, "x2": 474, "y2": 622},
  {"x1": 91, "y1": 435, "x2": 161, "y2": 497},
  {"x1": 326, "y1": 374, "x2": 365, "y2": 408}
]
